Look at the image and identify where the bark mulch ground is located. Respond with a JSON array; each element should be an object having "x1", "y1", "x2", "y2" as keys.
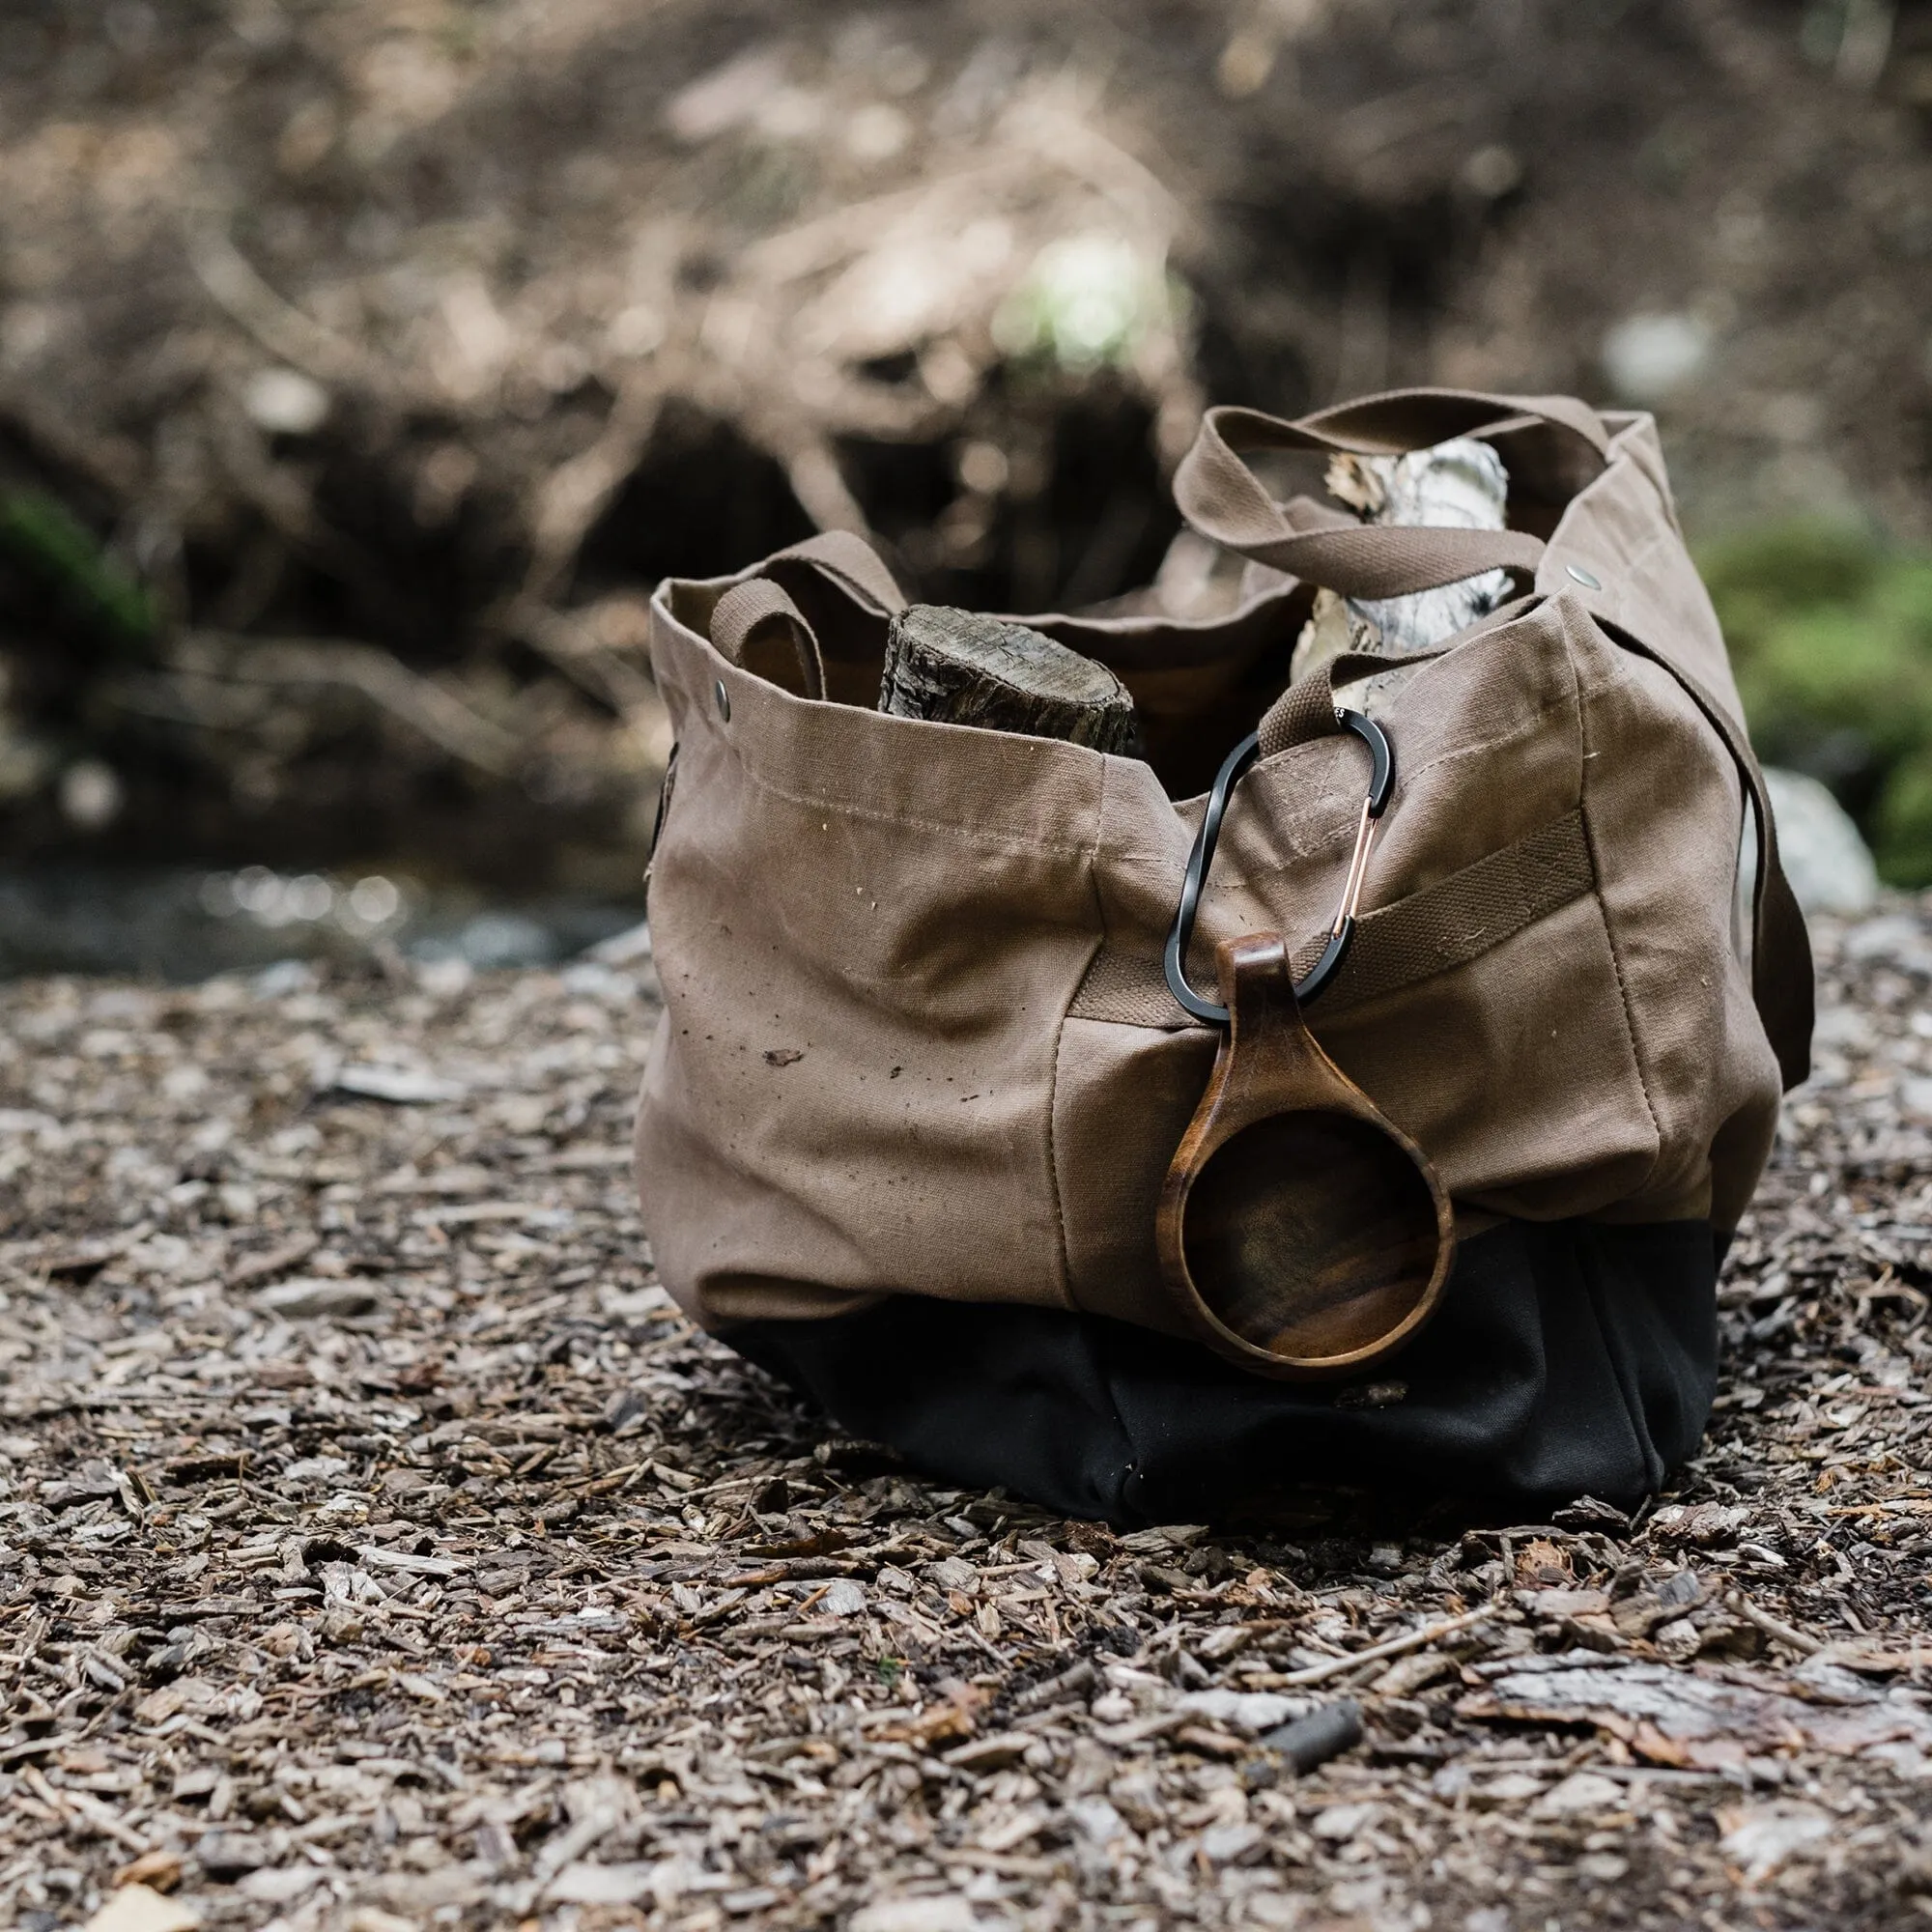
[{"x1": 3, "y1": 903, "x2": 1931, "y2": 1932}]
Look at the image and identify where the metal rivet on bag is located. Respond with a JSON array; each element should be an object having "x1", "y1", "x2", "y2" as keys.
[
  {"x1": 714, "y1": 678, "x2": 731, "y2": 722},
  {"x1": 1566, "y1": 563, "x2": 1603, "y2": 590}
]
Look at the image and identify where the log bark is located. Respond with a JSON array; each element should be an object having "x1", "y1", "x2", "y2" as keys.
[{"x1": 879, "y1": 604, "x2": 1141, "y2": 754}]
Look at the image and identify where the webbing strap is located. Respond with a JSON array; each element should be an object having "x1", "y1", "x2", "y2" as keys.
[
  {"x1": 1071, "y1": 808, "x2": 1598, "y2": 1029},
  {"x1": 1294, "y1": 387, "x2": 1612, "y2": 460},
  {"x1": 707, "y1": 530, "x2": 908, "y2": 698}
]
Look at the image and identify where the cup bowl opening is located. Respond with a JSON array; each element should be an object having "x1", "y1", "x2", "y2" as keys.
[{"x1": 1179, "y1": 1104, "x2": 1445, "y2": 1366}]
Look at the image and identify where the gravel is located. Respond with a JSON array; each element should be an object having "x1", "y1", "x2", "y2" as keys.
[{"x1": 2, "y1": 903, "x2": 1930, "y2": 1931}]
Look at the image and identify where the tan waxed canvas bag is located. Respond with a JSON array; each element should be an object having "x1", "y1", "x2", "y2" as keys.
[{"x1": 634, "y1": 387, "x2": 1814, "y2": 1525}]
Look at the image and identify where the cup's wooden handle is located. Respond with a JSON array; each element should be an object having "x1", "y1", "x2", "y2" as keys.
[{"x1": 1157, "y1": 932, "x2": 1455, "y2": 1378}]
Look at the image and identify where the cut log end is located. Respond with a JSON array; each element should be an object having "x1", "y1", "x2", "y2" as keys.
[{"x1": 880, "y1": 604, "x2": 1142, "y2": 755}]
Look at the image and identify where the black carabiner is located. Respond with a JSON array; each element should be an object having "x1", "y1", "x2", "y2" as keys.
[{"x1": 1163, "y1": 708, "x2": 1395, "y2": 1027}]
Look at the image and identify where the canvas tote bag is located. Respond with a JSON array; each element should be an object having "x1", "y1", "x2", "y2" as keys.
[{"x1": 634, "y1": 387, "x2": 1812, "y2": 1524}]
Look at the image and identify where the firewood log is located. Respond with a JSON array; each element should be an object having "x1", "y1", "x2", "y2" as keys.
[{"x1": 879, "y1": 604, "x2": 1142, "y2": 754}]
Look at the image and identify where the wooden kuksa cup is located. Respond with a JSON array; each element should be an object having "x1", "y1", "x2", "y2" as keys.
[{"x1": 1157, "y1": 931, "x2": 1455, "y2": 1378}]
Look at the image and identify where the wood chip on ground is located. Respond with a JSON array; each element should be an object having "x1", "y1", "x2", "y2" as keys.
[{"x1": 3, "y1": 901, "x2": 1931, "y2": 1929}]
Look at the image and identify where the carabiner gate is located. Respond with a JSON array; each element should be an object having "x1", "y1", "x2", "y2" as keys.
[{"x1": 1163, "y1": 708, "x2": 1395, "y2": 1027}]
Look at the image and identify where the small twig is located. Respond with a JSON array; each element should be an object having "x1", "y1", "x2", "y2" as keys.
[
  {"x1": 522, "y1": 377, "x2": 666, "y2": 604},
  {"x1": 200, "y1": 635, "x2": 523, "y2": 776},
  {"x1": 1269, "y1": 1605, "x2": 1494, "y2": 1689},
  {"x1": 186, "y1": 223, "x2": 378, "y2": 389},
  {"x1": 1730, "y1": 1593, "x2": 1824, "y2": 1658}
]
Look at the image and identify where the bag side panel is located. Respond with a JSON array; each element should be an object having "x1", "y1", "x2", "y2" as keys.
[
  {"x1": 637, "y1": 595, "x2": 1110, "y2": 1329},
  {"x1": 1568, "y1": 617, "x2": 1782, "y2": 1227},
  {"x1": 1540, "y1": 417, "x2": 1751, "y2": 734}
]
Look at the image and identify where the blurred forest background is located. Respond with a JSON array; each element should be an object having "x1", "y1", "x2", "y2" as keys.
[{"x1": 2, "y1": 0, "x2": 1931, "y2": 976}]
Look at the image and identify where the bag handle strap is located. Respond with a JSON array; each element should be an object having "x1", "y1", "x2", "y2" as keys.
[
  {"x1": 762, "y1": 529, "x2": 909, "y2": 616},
  {"x1": 711, "y1": 579, "x2": 826, "y2": 700},
  {"x1": 1174, "y1": 387, "x2": 1611, "y2": 600},
  {"x1": 708, "y1": 529, "x2": 910, "y2": 698},
  {"x1": 707, "y1": 529, "x2": 909, "y2": 698},
  {"x1": 1291, "y1": 386, "x2": 1611, "y2": 459}
]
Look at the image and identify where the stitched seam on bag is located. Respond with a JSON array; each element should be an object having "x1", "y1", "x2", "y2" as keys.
[
  {"x1": 726, "y1": 752, "x2": 1107, "y2": 858},
  {"x1": 1046, "y1": 758, "x2": 1113, "y2": 1318},
  {"x1": 1068, "y1": 809, "x2": 1595, "y2": 1029},
  {"x1": 1574, "y1": 660, "x2": 1665, "y2": 1197}
]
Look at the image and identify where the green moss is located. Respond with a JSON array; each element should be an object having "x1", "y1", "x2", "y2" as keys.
[
  {"x1": 1698, "y1": 521, "x2": 1885, "y2": 651},
  {"x1": 0, "y1": 488, "x2": 155, "y2": 646},
  {"x1": 1875, "y1": 754, "x2": 1932, "y2": 889},
  {"x1": 1699, "y1": 520, "x2": 1932, "y2": 888}
]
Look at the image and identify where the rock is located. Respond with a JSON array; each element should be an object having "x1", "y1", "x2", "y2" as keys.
[
  {"x1": 194, "y1": 1833, "x2": 270, "y2": 1882},
  {"x1": 256, "y1": 1278, "x2": 380, "y2": 1319},
  {"x1": 331, "y1": 1063, "x2": 467, "y2": 1104},
  {"x1": 817, "y1": 1577, "x2": 866, "y2": 1617},
  {"x1": 1310, "y1": 1801, "x2": 1381, "y2": 1840},
  {"x1": 1655, "y1": 1616, "x2": 1703, "y2": 1662},
  {"x1": 1201, "y1": 1821, "x2": 1265, "y2": 1864},
  {"x1": 600, "y1": 1389, "x2": 647, "y2": 1433},
  {"x1": 1602, "y1": 312, "x2": 1711, "y2": 405},
  {"x1": 1471, "y1": 1772, "x2": 1548, "y2": 1807},
  {"x1": 1179, "y1": 1688, "x2": 1313, "y2": 1734},
  {"x1": 1763, "y1": 768, "x2": 1878, "y2": 915},
  {"x1": 84, "y1": 1887, "x2": 201, "y2": 1932},
  {"x1": 1261, "y1": 1698, "x2": 1366, "y2": 1774},
  {"x1": 1718, "y1": 1802, "x2": 1833, "y2": 1880},
  {"x1": 1066, "y1": 1796, "x2": 1132, "y2": 1845},
  {"x1": 238, "y1": 1865, "x2": 324, "y2": 1903},
  {"x1": 547, "y1": 1861, "x2": 658, "y2": 1905},
  {"x1": 849, "y1": 1896, "x2": 979, "y2": 1932},
  {"x1": 1529, "y1": 1771, "x2": 1625, "y2": 1818}
]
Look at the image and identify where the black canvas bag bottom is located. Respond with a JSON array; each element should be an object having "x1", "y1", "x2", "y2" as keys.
[{"x1": 722, "y1": 1219, "x2": 1719, "y2": 1528}]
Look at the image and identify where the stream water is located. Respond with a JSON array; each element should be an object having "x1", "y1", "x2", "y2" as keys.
[{"x1": 0, "y1": 864, "x2": 644, "y2": 981}]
